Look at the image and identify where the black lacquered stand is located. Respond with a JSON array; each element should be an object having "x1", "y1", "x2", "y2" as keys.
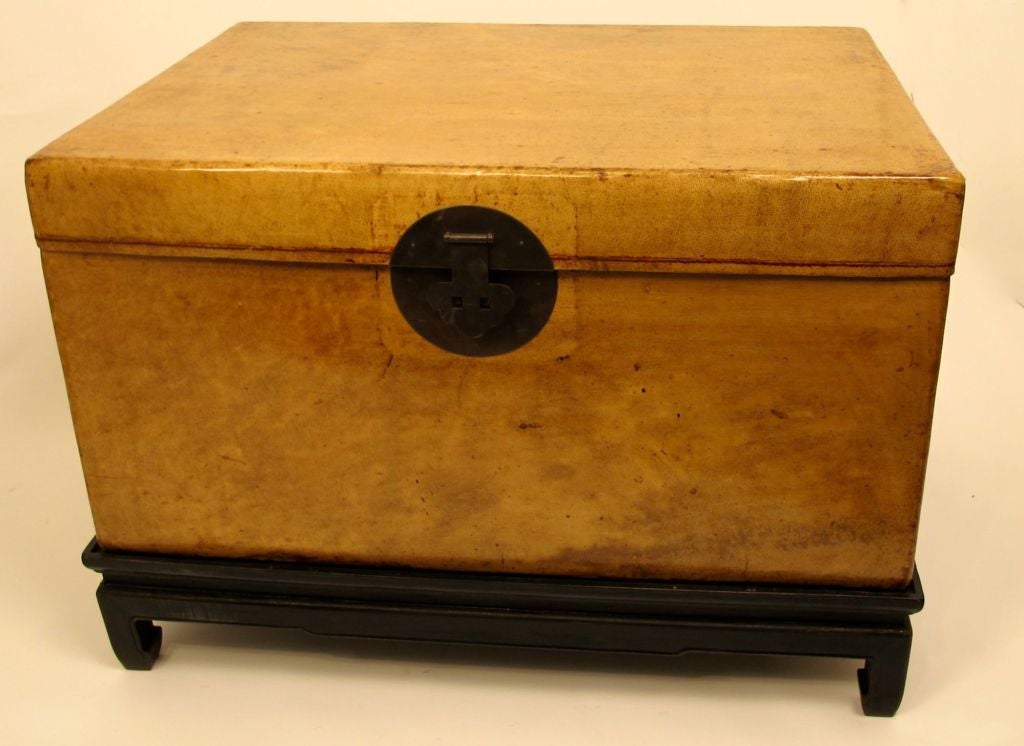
[{"x1": 82, "y1": 539, "x2": 924, "y2": 716}]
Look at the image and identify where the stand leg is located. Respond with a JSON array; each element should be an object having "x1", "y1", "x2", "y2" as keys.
[
  {"x1": 857, "y1": 620, "x2": 913, "y2": 716},
  {"x1": 96, "y1": 582, "x2": 162, "y2": 670}
]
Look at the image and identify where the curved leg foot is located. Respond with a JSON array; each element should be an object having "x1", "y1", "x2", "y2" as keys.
[
  {"x1": 857, "y1": 623, "x2": 913, "y2": 716},
  {"x1": 96, "y1": 582, "x2": 163, "y2": 670}
]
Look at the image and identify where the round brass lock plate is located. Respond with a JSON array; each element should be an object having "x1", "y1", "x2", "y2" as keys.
[{"x1": 389, "y1": 206, "x2": 557, "y2": 357}]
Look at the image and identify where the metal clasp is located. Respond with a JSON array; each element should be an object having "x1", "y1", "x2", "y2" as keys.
[{"x1": 426, "y1": 231, "x2": 515, "y2": 338}]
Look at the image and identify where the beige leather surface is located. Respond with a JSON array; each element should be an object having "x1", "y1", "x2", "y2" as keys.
[
  {"x1": 42, "y1": 251, "x2": 947, "y2": 587},
  {"x1": 30, "y1": 23, "x2": 962, "y2": 587},
  {"x1": 26, "y1": 23, "x2": 963, "y2": 274}
]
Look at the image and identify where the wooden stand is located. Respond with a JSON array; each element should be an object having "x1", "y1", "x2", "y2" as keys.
[{"x1": 82, "y1": 538, "x2": 924, "y2": 716}]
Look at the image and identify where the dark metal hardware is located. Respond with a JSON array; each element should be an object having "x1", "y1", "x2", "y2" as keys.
[
  {"x1": 425, "y1": 241, "x2": 515, "y2": 338},
  {"x1": 390, "y1": 206, "x2": 557, "y2": 357}
]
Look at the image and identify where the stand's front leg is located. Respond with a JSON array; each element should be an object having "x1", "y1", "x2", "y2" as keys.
[
  {"x1": 857, "y1": 621, "x2": 913, "y2": 716},
  {"x1": 95, "y1": 582, "x2": 163, "y2": 670}
]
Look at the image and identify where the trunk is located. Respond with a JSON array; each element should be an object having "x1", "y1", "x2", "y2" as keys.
[{"x1": 27, "y1": 23, "x2": 964, "y2": 589}]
